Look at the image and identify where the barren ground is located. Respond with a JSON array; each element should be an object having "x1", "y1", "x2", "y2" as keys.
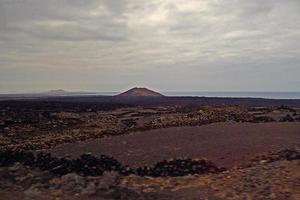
[
  {"x1": 50, "y1": 122, "x2": 300, "y2": 168},
  {"x1": 1, "y1": 99, "x2": 300, "y2": 199}
]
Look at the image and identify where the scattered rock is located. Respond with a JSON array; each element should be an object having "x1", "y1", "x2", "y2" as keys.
[
  {"x1": 0, "y1": 150, "x2": 222, "y2": 178},
  {"x1": 3, "y1": 149, "x2": 299, "y2": 180},
  {"x1": 97, "y1": 171, "x2": 120, "y2": 189},
  {"x1": 252, "y1": 149, "x2": 300, "y2": 164},
  {"x1": 81, "y1": 182, "x2": 97, "y2": 196},
  {"x1": 280, "y1": 114, "x2": 294, "y2": 122},
  {"x1": 277, "y1": 149, "x2": 300, "y2": 160},
  {"x1": 135, "y1": 158, "x2": 222, "y2": 177},
  {"x1": 251, "y1": 116, "x2": 276, "y2": 123},
  {"x1": 24, "y1": 185, "x2": 43, "y2": 200},
  {"x1": 60, "y1": 173, "x2": 85, "y2": 192}
]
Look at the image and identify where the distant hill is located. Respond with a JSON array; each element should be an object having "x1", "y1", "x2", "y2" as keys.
[
  {"x1": 44, "y1": 89, "x2": 69, "y2": 95},
  {"x1": 0, "y1": 89, "x2": 98, "y2": 100},
  {"x1": 118, "y1": 87, "x2": 164, "y2": 97}
]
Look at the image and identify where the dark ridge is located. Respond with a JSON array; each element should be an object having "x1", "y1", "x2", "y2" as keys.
[
  {"x1": 1, "y1": 149, "x2": 299, "y2": 178},
  {"x1": 0, "y1": 100, "x2": 131, "y2": 112},
  {"x1": 135, "y1": 158, "x2": 221, "y2": 177},
  {"x1": 2, "y1": 95, "x2": 300, "y2": 107},
  {"x1": 0, "y1": 150, "x2": 222, "y2": 177}
]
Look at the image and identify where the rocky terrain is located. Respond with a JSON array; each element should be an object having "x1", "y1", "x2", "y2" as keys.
[
  {"x1": 122, "y1": 155, "x2": 300, "y2": 200},
  {"x1": 1, "y1": 97, "x2": 300, "y2": 199},
  {"x1": 1, "y1": 101, "x2": 299, "y2": 151},
  {"x1": 0, "y1": 149, "x2": 299, "y2": 200}
]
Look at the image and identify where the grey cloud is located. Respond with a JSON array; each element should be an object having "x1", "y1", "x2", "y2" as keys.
[
  {"x1": 21, "y1": 21, "x2": 127, "y2": 42},
  {"x1": 0, "y1": 0, "x2": 127, "y2": 41},
  {"x1": 0, "y1": 0, "x2": 299, "y2": 92}
]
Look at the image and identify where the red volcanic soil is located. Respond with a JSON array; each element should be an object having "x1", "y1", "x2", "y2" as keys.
[
  {"x1": 118, "y1": 87, "x2": 163, "y2": 97},
  {"x1": 50, "y1": 122, "x2": 300, "y2": 168}
]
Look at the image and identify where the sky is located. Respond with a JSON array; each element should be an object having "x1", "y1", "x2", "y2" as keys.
[{"x1": 0, "y1": 0, "x2": 300, "y2": 93}]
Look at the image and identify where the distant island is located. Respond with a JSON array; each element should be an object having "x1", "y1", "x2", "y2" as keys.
[
  {"x1": 118, "y1": 87, "x2": 164, "y2": 97},
  {"x1": 43, "y1": 89, "x2": 70, "y2": 95}
]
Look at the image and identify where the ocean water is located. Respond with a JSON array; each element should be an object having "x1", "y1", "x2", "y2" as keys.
[{"x1": 162, "y1": 92, "x2": 300, "y2": 99}]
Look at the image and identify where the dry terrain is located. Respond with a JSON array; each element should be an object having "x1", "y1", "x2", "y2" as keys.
[
  {"x1": 1, "y1": 97, "x2": 300, "y2": 199},
  {"x1": 51, "y1": 122, "x2": 300, "y2": 168}
]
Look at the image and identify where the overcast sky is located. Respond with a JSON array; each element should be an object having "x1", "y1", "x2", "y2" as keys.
[{"x1": 0, "y1": 0, "x2": 300, "y2": 93}]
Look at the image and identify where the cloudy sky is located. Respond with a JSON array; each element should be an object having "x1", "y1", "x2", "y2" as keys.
[{"x1": 0, "y1": 0, "x2": 300, "y2": 93}]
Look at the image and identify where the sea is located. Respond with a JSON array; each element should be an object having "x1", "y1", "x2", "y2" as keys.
[{"x1": 162, "y1": 92, "x2": 300, "y2": 99}]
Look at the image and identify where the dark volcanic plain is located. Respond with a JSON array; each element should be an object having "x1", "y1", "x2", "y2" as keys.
[{"x1": 1, "y1": 95, "x2": 300, "y2": 199}]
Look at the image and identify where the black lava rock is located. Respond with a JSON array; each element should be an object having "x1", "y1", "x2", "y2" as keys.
[
  {"x1": 280, "y1": 114, "x2": 294, "y2": 122},
  {"x1": 0, "y1": 150, "x2": 223, "y2": 177},
  {"x1": 278, "y1": 149, "x2": 300, "y2": 161},
  {"x1": 135, "y1": 158, "x2": 221, "y2": 177}
]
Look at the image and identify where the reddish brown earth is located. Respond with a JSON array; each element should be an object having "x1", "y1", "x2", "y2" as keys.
[
  {"x1": 50, "y1": 122, "x2": 300, "y2": 168},
  {"x1": 118, "y1": 87, "x2": 164, "y2": 97}
]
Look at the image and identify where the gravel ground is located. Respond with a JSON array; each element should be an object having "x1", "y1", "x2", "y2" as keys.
[
  {"x1": 50, "y1": 122, "x2": 300, "y2": 168},
  {"x1": 122, "y1": 159, "x2": 300, "y2": 200}
]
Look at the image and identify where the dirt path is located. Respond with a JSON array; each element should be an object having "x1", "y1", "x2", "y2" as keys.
[{"x1": 50, "y1": 122, "x2": 300, "y2": 168}]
